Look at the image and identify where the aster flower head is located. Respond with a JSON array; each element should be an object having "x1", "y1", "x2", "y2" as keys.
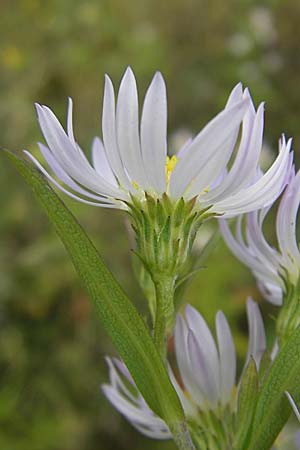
[
  {"x1": 219, "y1": 159, "x2": 300, "y2": 308},
  {"x1": 102, "y1": 298, "x2": 267, "y2": 445},
  {"x1": 220, "y1": 161, "x2": 300, "y2": 305},
  {"x1": 25, "y1": 68, "x2": 293, "y2": 293},
  {"x1": 26, "y1": 67, "x2": 291, "y2": 216},
  {"x1": 219, "y1": 167, "x2": 300, "y2": 343}
]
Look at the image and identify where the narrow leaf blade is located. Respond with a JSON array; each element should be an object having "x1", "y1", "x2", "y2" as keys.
[
  {"x1": 233, "y1": 357, "x2": 258, "y2": 450},
  {"x1": 247, "y1": 325, "x2": 300, "y2": 450},
  {"x1": 4, "y1": 150, "x2": 185, "y2": 428}
]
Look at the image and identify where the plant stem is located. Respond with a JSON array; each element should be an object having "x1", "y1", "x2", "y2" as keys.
[
  {"x1": 153, "y1": 275, "x2": 175, "y2": 360},
  {"x1": 277, "y1": 282, "x2": 300, "y2": 346},
  {"x1": 170, "y1": 421, "x2": 197, "y2": 450}
]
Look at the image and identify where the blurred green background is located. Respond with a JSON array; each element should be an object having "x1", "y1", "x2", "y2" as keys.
[{"x1": 1, "y1": 0, "x2": 300, "y2": 449}]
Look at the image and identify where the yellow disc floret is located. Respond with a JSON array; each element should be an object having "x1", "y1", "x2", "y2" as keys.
[
  {"x1": 132, "y1": 181, "x2": 139, "y2": 190},
  {"x1": 165, "y1": 155, "x2": 178, "y2": 186}
]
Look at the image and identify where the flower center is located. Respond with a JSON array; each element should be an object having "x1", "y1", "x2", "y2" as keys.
[{"x1": 165, "y1": 155, "x2": 178, "y2": 186}]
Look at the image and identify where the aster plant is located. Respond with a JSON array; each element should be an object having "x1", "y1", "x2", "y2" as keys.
[{"x1": 3, "y1": 67, "x2": 300, "y2": 450}]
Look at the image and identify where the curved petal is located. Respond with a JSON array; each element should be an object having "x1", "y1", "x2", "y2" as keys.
[
  {"x1": 116, "y1": 67, "x2": 149, "y2": 188},
  {"x1": 174, "y1": 314, "x2": 205, "y2": 406},
  {"x1": 277, "y1": 169, "x2": 300, "y2": 276},
  {"x1": 219, "y1": 217, "x2": 280, "y2": 287},
  {"x1": 36, "y1": 103, "x2": 125, "y2": 199},
  {"x1": 184, "y1": 305, "x2": 220, "y2": 399},
  {"x1": 211, "y1": 137, "x2": 293, "y2": 216},
  {"x1": 102, "y1": 385, "x2": 168, "y2": 428},
  {"x1": 246, "y1": 298, "x2": 266, "y2": 369},
  {"x1": 169, "y1": 86, "x2": 249, "y2": 197},
  {"x1": 91, "y1": 137, "x2": 118, "y2": 187},
  {"x1": 102, "y1": 74, "x2": 132, "y2": 190},
  {"x1": 24, "y1": 150, "x2": 119, "y2": 209},
  {"x1": 141, "y1": 71, "x2": 167, "y2": 193},
  {"x1": 206, "y1": 95, "x2": 263, "y2": 202},
  {"x1": 38, "y1": 143, "x2": 111, "y2": 201},
  {"x1": 216, "y1": 311, "x2": 236, "y2": 405},
  {"x1": 167, "y1": 365, "x2": 197, "y2": 418},
  {"x1": 188, "y1": 329, "x2": 219, "y2": 408}
]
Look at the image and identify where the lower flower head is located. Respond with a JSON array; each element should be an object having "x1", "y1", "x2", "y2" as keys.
[{"x1": 102, "y1": 298, "x2": 267, "y2": 441}]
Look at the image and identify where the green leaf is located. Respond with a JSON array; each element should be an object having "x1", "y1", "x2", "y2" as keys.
[
  {"x1": 247, "y1": 325, "x2": 300, "y2": 450},
  {"x1": 233, "y1": 358, "x2": 259, "y2": 450},
  {"x1": 4, "y1": 150, "x2": 187, "y2": 433}
]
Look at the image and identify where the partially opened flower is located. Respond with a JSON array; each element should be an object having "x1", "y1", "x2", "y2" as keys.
[
  {"x1": 219, "y1": 168, "x2": 300, "y2": 343},
  {"x1": 219, "y1": 163, "x2": 300, "y2": 308},
  {"x1": 102, "y1": 298, "x2": 266, "y2": 444}
]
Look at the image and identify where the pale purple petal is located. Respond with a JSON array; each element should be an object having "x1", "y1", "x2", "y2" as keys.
[
  {"x1": 205, "y1": 94, "x2": 263, "y2": 203},
  {"x1": 169, "y1": 92, "x2": 249, "y2": 198},
  {"x1": 212, "y1": 137, "x2": 293, "y2": 217},
  {"x1": 67, "y1": 97, "x2": 76, "y2": 145},
  {"x1": 168, "y1": 365, "x2": 197, "y2": 417},
  {"x1": 132, "y1": 422, "x2": 171, "y2": 440},
  {"x1": 216, "y1": 311, "x2": 236, "y2": 404},
  {"x1": 185, "y1": 305, "x2": 220, "y2": 401},
  {"x1": 174, "y1": 314, "x2": 205, "y2": 405},
  {"x1": 116, "y1": 67, "x2": 149, "y2": 188},
  {"x1": 277, "y1": 169, "x2": 300, "y2": 275},
  {"x1": 188, "y1": 329, "x2": 219, "y2": 408},
  {"x1": 37, "y1": 143, "x2": 116, "y2": 202},
  {"x1": 185, "y1": 305, "x2": 219, "y2": 378},
  {"x1": 183, "y1": 84, "x2": 245, "y2": 198},
  {"x1": 257, "y1": 280, "x2": 283, "y2": 306},
  {"x1": 246, "y1": 298, "x2": 266, "y2": 369},
  {"x1": 35, "y1": 103, "x2": 126, "y2": 199},
  {"x1": 91, "y1": 137, "x2": 118, "y2": 187},
  {"x1": 105, "y1": 357, "x2": 139, "y2": 404},
  {"x1": 141, "y1": 71, "x2": 167, "y2": 193},
  {"x1": 24, "y1": 150, "x2": 119, "y2": 208},
  {"x1": 102, "y1": 74, "x2": 132, "y2": 190},
  {"x1": 219, "y1": 217, "x2": 280, "y2": 287},
  {"x1": 102, "y1": 385, "x2": 167, "y2": 428},
  {"x1": 102, "y1": 357, "x2": 171, "y2": 440}
]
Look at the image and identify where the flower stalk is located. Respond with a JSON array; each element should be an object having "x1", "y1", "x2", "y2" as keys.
[
  {"x1": 128, "y1": 193, "x2": 204, "y2": 355},
  {"x1": 170, "y1": 421, "x2": 197, "y2": 450},
  {"x1": 153, "y1": 275, "x2": 175, "y2": 359},
  {"x1": 277, "y1": 282, "x2": 300, "y2": 346}
]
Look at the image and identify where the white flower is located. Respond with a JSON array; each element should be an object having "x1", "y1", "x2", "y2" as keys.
[
  {"x1": 219, "y1": 165, "x2": 300, "y2": 306},
  {"x1": 25, "y1": 67, "x2": 292, "y2": 218},
  {"x1": 102, "y1": 298, "x2": 266, "y2": 440}
]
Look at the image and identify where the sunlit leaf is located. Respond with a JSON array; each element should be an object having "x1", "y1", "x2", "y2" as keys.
[
  {"x1": 247, "y1": 325, "x2": 300, "y2": 450},
  {"x1": 3, "y1": 149, "x2": 187, "y2": 434},
  {"x1": 233, "y1": 357, "x2": 258, "y2": 450}
]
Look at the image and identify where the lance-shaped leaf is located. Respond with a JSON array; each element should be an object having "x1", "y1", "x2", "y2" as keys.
[
  {"x1": 247, "y1": 325, "x2": 300, "y2": 450},
  {"x1": 233, "y1": 357, "x2": 258, "y2": 450},
  {"x1": 3, "y1": 149, "x2": 192, "y2": 445}
]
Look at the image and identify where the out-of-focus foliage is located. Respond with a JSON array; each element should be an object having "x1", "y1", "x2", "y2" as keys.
[{"x1": 0, "y1": 0, "x2": 299, "y2": 449}]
